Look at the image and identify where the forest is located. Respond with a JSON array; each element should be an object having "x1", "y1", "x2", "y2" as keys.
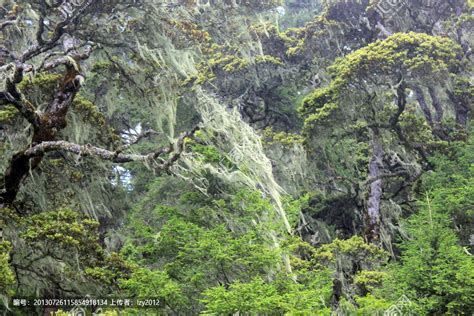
[{"x1": 0, "y1": 0, "x2": 473, "y2": 315}]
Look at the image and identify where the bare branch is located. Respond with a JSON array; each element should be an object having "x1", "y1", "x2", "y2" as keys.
[
  {"x1": 36, "y1": 0, "x2": 47, "y2": 45},
  {"x1": 117, "y1": 129, "x2": 160, "y2": 152},
  {"x1": 0, "y1": 46, "x2": 17, "y2": 61},
  {"x1": 41, "y1": 46, "x2": 92, "y2": 71},
  {"x1": 20, "y1": 0, "x2": 94, "y2": 62},
  {"x1": 0, "y1": 18, "x2": 17, "y2": 31},
  {"x1": 20, "y1": 21, "x2": 68, "y2": 62}
]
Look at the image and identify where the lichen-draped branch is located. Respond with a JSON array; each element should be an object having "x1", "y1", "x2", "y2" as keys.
[{"x1": 24, "y1": 127, "x2": 200, "y2": 166}]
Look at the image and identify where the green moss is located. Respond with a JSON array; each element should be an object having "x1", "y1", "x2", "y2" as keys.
[
  {"x1": 0, "y1": 105, "x2": 18, "y2": 122},
  {"x1": 72, "y1": 95, "x2": 107, "y2": 126},
  {"x1": 16, "y1": 73, "x2": 62, "y2": 108},
  {"x1": 18, "y1": 72, "x2": 61, "y2": 92},
  {"x1": 91, "y1": 61, "x2": 113, "y2": 72}
]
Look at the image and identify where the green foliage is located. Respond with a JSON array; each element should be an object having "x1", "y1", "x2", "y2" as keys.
[
  {"x1": 120, "y1": 268, "x2": 187, "y2": 311},
  {"x1": 314, "y1": 236, "x2": 389, "y2": 302},
  {"x1": 202, "y1": 274, "x2": 332, "y2": 315},
  {"x1": 329, "y1": 31, "x2": 460, "y2": 84},
  {"x1": 120, "y1": 180, "x2": 287, "y2": 312},
  {"x1": 119, "y1": 176, "x2": 331, "y2": 313},
  {"x1": 21, "y1": 209, "x2": 101, "y2": 254},
  {"x1": 85, "y1": 253, "x2": 135, "y2": 287},
  {"x1": 314, "y1": 236, "x2": 387, "y2": 266},
  {"x1": 382, "y1": 199, "x2": 474, "y2": 314},
  {"x1": 199, "y1": 231, "x2": 335, "y2": 314},
  {"x1": 339, "y1": 294, "x2": 393, "y2": 315},
  {"x1": 398, "y1": 108, "x2": 447, "y2": 150},
  {"x1": 202, "y1": 277, "x2": 281, "y2": 315},
  {"x1": 72, "y1": 95, "x2": 107, "y2": 127},
  {"x1": 341, "y1": 130, "x2": 474, "y2": 314},
  {"x1": 453, "y1": 76, "x2": 474, "y2": 99},
  {"x1": 1, "y1": 1, "x2": 473, "y2": 315},
  {"x1": 420, "y1": 130, "x2": 474, "y2": 245},
  {"x1": 0, "y1": 241, "x2": 14, "y2": 297},
  {"x1": 0, "y1": 207, "x2": 133, "y2": 306},
  {"x1": 191, "y1": 51, "x2": 284, "y2": 86},
  {"x1": 187, "y1": 142, "x2": 234, "y2": 168},
  {"x1": 354, "y1": 270, "x2": 386, "y2": 292},
  {"x1": 201, "y1": 253, "x2": 334, "y2": 315},
  {"x1": 263, "y1": 127, "x2": 304, "y2": 147},
  {"x1": 301, "y1": 32, "x2": 462, "y2": 130}
]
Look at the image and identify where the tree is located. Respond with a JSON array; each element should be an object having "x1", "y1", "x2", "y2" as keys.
[
  {"x1": 0, "y1": 1, "x2": 202, "y2": 208},
  {"x1": 0, "y1": 1, "x2": 207, "y2": 311},
  {"x1": 341, "y1": 129, "x2": 474, "y2": 315},
  {"x1": 300, "y1": 32, "x2": 466, "y2": 242},
  {"x1": 118, "y1": 176, "x2": 300, "y2": 313}
]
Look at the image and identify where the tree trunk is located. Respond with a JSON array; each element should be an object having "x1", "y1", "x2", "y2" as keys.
[
  {"x1": 366, "y1": 128, "x2": 384, "y2": 242},
  {"x1": 428, "y1": 86, "x2": 443, "y2": 123},
  {"x1": 0, "y1": 68, "x2": 81, "y2": 206},
  {"x1": 446, "y1": 89, "x2": 469, "y2": 127},
  {"x1": 413, "y1": 85, "x2": 433, "y2": 126}
]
